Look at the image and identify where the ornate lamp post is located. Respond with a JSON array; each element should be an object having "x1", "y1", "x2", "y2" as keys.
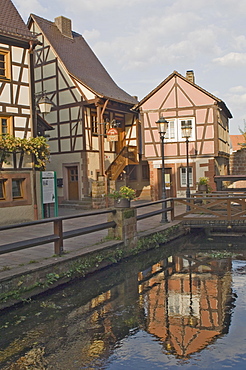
[
  {"x1": 181, "y1": 122, "x2": 192, "y2": 211},
  {"x1": 156, "y1": 116, "x2": 169, "y2": 223}
]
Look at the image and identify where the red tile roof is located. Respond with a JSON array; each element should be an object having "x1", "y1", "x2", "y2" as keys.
[
  {"x1": 0, "y1": 0, "x2": 35, "y2": 42},
  {"x1": 230, "y1": 135, "x2": 245, "y2": 151},
  {"x1": 30, "y1": 14, "x2": 138, "y2": 105}
]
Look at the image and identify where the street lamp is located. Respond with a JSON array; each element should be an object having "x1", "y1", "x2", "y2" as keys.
[
  {"x1": 37, "y1": 95, "x2": 53, "y2": 114},
  {"x1": 181, "y1": 121, "x2": 192, "y2": 211},
  {"x1": 156, "y1": 116, "x2": 169, "y2": 223}
]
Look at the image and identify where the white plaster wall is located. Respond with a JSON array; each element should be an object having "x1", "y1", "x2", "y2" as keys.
[{"x1": 75, "y1": 80, "x2": 95, "y2": 100}]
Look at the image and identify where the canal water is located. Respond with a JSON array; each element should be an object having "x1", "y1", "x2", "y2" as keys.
[{"x1": 0, "y1": 233, "x2": 246, "y2": 369}]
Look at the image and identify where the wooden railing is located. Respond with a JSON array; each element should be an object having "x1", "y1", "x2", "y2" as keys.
[
  {"x1": 173, "y1": 194, "x2": 246, "y2": 222},
  {"x1": 1, "y1": 192, "x2": 246, "y2": 257},
  {"x1": 0, "y1": 209, "x2": 116, "y2": 257},
  {"x1": 0, "y1": 200, "x2": 172, "y2": 257}
]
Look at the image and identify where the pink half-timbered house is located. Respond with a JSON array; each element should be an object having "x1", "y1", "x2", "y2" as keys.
[{"x1": 133, "y1": 70, "x2": 232, "y2": 200}]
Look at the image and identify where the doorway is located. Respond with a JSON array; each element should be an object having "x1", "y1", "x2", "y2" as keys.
[{"x1": 67, "y1": 166, "x2": 79, "y2": 200}]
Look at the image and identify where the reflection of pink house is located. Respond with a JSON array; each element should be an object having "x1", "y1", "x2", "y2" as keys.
[{"x1": 133, "y1": 70, "x2": 232, "y2": 199}]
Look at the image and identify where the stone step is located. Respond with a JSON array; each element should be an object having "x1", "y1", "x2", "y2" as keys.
[{"x1": 60, "y1": 198, "x2": 93, "y2": 210}]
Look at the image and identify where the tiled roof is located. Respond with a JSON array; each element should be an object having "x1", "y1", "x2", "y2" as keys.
[
  {"x1": 30, "y1": 14, "x2": 138, "y2": 105},
  {"x1": 0, "y1": 0, "x2": 35, "y2": 42},
  {"x1": 230, "y1": 134, "x2": 244, "y2": 151}
]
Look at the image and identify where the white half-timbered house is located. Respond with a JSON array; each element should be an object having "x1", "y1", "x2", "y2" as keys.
[
  {"x1": 0, "y1": 0, "x2": 42, "y2": 225},
  {"x1": 28, "y1": 14, "x2": 149, "y2": 205},
  {"x1": 133, "y1": 70, "x2": 232, "y2": 199}
]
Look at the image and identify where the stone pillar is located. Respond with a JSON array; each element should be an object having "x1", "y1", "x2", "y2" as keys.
[
  {"x1": 108, "y1": 208, "x2": 137, "y2": 249},
  {"x1": 92, "y1": 176, "x2": 106, "y2": 209},
  {"x1": 107, "y1": 180, "x2": 116, "y2": 207}
]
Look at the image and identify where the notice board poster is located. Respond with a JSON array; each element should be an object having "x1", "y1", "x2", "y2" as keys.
[{"x1": 42, "y1": 171, "x2": 56, "y2": 204}]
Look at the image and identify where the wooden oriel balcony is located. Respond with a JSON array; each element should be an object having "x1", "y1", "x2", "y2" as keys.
[{"x1": 105, "y1": 145, "x2": 138, "y2": 180}]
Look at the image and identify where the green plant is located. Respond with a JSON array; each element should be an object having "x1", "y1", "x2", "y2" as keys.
[
  {"x1": 198, "y1": 177, "x2": 209, "y2": 185},
  {"x1": 0, "y1": 134, "x2": 50, "y2": 169},
  {"x1": 108, "y1": 186, "x2": 136, "y2": 200}
]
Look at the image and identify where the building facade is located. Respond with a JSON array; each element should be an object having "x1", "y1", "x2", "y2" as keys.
[
  {"x1": 28, "y1": 15, "x2": 149, "y2": 206},
  {"x1": 0, "y1": 0, "x2": 42, "y2": 225},
  {"x1": 133, "y1": 70, "x2": 232, "y2": 199}
]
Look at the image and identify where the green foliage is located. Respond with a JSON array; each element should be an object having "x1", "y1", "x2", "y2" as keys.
[
  {"x1": 0, "y1": 224, "x2": 183, "y2": 306},
  {"x1": 0, "y1": 134, "x2": 50, "y2": 169},
  {"x1": 108, "y1": 186, "x2": 136, "y2": 200},
  {"x1": 239, "y1": 122, "x2": 246, "y2": 148},
  {"x1": 134, "y1": 225, "x2": 181, "y2": 254},
  {"x1": 198, "y1": 177, "x2": 209, "y2": 185}
]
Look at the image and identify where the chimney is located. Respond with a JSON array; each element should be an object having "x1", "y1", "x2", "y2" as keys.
[
  {"x1": 54, "y1": 16, "x2": 73, "y2": 39},
  {"x1": 186, "y1": 70, "x2": 195, "y2": 84}
]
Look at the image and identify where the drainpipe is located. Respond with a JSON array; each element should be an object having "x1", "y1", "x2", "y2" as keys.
[{"x1": 28, "y1": 40, "x2": 38, "y2": 220}]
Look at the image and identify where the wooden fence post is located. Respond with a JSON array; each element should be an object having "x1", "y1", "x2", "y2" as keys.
[
  {"x1": 171, "y1": 199, "x2": 174, "y2": 221},
  {"x1": 54, "y1": 219, "x2": 63, "y2": 255}
]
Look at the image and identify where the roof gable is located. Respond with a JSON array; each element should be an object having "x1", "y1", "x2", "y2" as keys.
[
  {"x1": 134, "y1": 70, "x2": 232, "y2": 118},
  {"x1": 0, "y1": 0, "x2": 35, "y2": 44},
  {"x1": 29, "y1": 14, "x2": 137, "y2": 106}
]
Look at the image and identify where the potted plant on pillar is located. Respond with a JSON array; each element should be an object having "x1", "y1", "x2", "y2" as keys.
[
  {"x1": 108, "y1": 186, "x2": 136, "y2": 208},
  {"x1": 197, "y1": 177, "x2": 209, "y2": 192}
]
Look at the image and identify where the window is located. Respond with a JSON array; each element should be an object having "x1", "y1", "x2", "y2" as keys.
[
  {"x1": 0, "y1": 180, "x2": 5, "y2": 200},
  {"x1": 0, "y1": 117, "x2": 12, "y2": 136},
  {"x1": 180, "y1": 167, "x2": 193, "y2": 187},
  {"x1": 0, "y1": 173, "x2": 31, "y2": 206},
  {"x1": 12, "y1": 179, "x2": 23, "y2": 198},
  {"x1": 178, "y1": 118, "x2": 195, "y2": 141},
  {"x1": 165, "y1": 121, "x2": 175, "y2": 140},
  {"x1": 91, "y1": 110, "x2": 109, "y2": 135},
  {"x1": 164, "y1": 118, "x2": 195, "y2": 142},
  {"x1": 0, "y1": 50, "x2": 9, "y2": 79},
  {"x1": 91, "y1": 113, "x2": 98, "y2": 134}
]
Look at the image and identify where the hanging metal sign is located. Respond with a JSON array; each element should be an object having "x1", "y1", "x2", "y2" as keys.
[{"x1": 107, "y1": 128, "x2": 118, "y2": 142}]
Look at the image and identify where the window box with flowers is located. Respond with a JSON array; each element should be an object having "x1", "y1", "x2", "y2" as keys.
[
  {"x1": 0, "y1": 135, "x2": 50, "y2": 170},
  {"x1": 108, "y1": 186, "x2": 136, "y2": 208}
]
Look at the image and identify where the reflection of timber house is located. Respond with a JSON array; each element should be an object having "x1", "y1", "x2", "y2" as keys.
[
  {"x1": 138, "y1": 254, "x2": 233, "y2": 358},
  {"x1": 28, "y1": 15, "x2": 150, "y2": 206}
]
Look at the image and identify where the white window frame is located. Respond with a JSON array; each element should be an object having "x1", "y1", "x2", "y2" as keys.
[
  {"x1": 180, "y1": 167, "x2": 193, "y2": 187},
  {"x1": 165, "y1": 120, "x2": 176, "y2": 141},
  {"x1": 178, "y1": 118, "x2": 195, "y2": 141},
  {"x1": 164, "y1": 117, "x2": 195, "y2": 142}
]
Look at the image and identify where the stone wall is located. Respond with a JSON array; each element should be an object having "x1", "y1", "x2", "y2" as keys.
[
  {"x1": 229, "y1": 148, "x2": 246, "y2": 188},
  {"x1": 230, "y1": 148, "x2": 246, "y2": 175}
]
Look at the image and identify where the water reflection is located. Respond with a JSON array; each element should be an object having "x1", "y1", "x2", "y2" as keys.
[
  {"x1": 0, "y1": 236, "x2": 245, "y2": 369},
  {"x1": 139, "y1": 253, "x2": 234, "y2": 358}
]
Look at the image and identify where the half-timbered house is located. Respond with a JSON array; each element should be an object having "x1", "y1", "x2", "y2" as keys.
[
  {"x1": 28, "y1": 14, "x2": 148, "y2": 206},
  {"x1": 133, "y1": 70, "x2": 232, "y2": 199},
  {"x1": 0, "y1": 0, "x2": 41, "y2": 225}
]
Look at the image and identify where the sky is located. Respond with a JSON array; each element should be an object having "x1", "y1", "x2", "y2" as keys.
[{"x1": 14, "y1": 0, "x2": 246, "y2": 134}]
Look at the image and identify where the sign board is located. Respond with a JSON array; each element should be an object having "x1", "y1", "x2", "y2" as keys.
[
  {"x1": 41, "y1": 171, "x2": 56, "y2": 204},
  {"x1": 165, "y1": 173, "x2": 171, "y2": 189},
  {"x1": 107, "y1": 128, "x2": 118, "y2": 142}
]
